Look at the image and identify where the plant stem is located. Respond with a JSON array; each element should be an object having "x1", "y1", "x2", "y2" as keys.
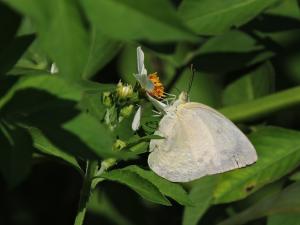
[{"x1": 74, "y1": 160, "x2": 98, "y2": 225}]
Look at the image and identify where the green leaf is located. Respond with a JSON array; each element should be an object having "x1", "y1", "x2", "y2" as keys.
[
  {"x1": 79, "y1": 89, "x2": 111, "y2": 121},
  {"x1": 222, "y1": 62, "x2": 275, "y2": 106},
  {"x1": 170, "y1": 68, "x2": 222, "y2": 107},
  {"x1": 101, "y1": 169, "x2": 171, "y2": 206},
  {"x1": 0, "y1": 122, "x2": 32, "y2": 188},
  {"x1": 25, "y1": 126, "x2": 82, "y2": 175},
  {"x1": 88, "y1": 190, "x2": 135, "y2": 225},
  {"x1": 62, "y1": 113, "x2": 115, "y2": 159},
  {"x1": 213, "y1": 126, "x2": 300, "y2": 204},
  {"x1": 192, "y1": 31, "x2": 274, "y2": 74},
  {"x1": 182, "y1": 176, "x2": 218, "y2": 225},
  {"x1": 123, "y1": 165, "x2": 193, "y2": 206},
  {"x1": 3, "y1": 0, "x2": 90, "y2": 80},
  {"x1": 267, "y1": 214, "x2": 300, "y2": 225},
  {"x1": 218, "y1": 181, "x2": 300, "y2": 225},
  {"x1": 82, "y1": 27, "x2": 123, "y2": 79},
  {"x1": 80, "y1": 0, "x2": 197, "y2": 42},
  {"x1": 178, "y1": 0, "x2": 279, "y2": 35},
  {"x1": 220, "y1": 86, "x2": 300, "y2": 122}
]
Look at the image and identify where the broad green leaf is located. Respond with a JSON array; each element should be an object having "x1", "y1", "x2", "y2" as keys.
[
  {"x1": 222, "y1": 62, "x2": 275, "y2": 106},
  {"x1": 220, "y1": 86, "x2": 300, "y2": 122},
  {"x1": 88, "y1": 190, "x2": 135, "y2": 225},
  {"x1": 123, "y1": 165, "x2": 192, "y2": 206},
  {"x1": 178, "y1": 0, "x2": 279, "y2": 35},
  {"x1": 82, "y1": 27, "x2": 123, "y2": 79},
  {"x1": 213, "y1": 127, "x2": 300, "y2": 204},
  {"x1": 267, "y1": 214, "x2": 300, "y2": 225},
  {"x1": 218, "y1": 181, "x2": 300, "y2": 225},
  {"x1": 25, "y1": 126, "x2": 82, "y2": 175},
  {"x1": 3, "y1": 0, "x2": 90, "y2": 80},
  {"x1": 192, "y1": 31, "x2": 274, "y2": 74},
  {"x1": 170, "y1": 68, "x2": 222, "y2": 107},
  {"x1": 80, "y1": 0, "x2": 197, "y2": 42},
  {"x1": 79, "y1": 89, "x2": 110, "y2": 121},
  {"x1": 101, "y1": 169, "x2": 171, "y2": 206},
  {"x1": 182, "y1": 176, "x2": 218, "y2": 225},
  {"x1": 63, "y1": 113, "x2": 115, "y2": 159},
  {"x1": 0, "y1": 122, "x2": 32, "y2": 188}
]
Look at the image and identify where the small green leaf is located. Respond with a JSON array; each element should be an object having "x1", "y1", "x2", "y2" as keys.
[
  {"x1": 80, "y1": 0, "x2": 197, "y2": 42},
  {"x1": 222, "y1": 62, "x2": 275, "y2": 106},
  {"x1": 213, "y1": 126, "x2": 300, "y2": 204},
  {"x1": 101, "y1": 169, "x2": 171, "y2": 206},
  {"x1": 178, "y1": 0, "x2": 279, "y2": 35},
  {"x1": 124, "y1": 165, "x2": 193, "y2": 206}
]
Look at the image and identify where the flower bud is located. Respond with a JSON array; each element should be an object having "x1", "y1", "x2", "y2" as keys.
[
  {"x1": 112, "y1": 139, "x2": 127, "y2": 151},
  {"x1": 116, "y1": 81, "x2": 133, "y2": 99},
  {"x1": 120, "y1": 104, "x2": 134, "y2": 118},
  {"x1": 102, "y1": 91, "x2": 112, "y2": 107}
]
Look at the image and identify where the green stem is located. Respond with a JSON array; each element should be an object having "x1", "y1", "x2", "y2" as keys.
[{"x1": 74, "y1": 160, "x2": 98, "y2": 225}]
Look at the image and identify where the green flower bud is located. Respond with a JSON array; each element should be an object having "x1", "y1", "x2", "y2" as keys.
[
  {"x1": 102, "y1": 92, "x2": 113, "y2": 107},
  {"x1": 113, "y1": 139, "x2": 127, "y2": 151},
  {"x1": 120, "y1": 104, "x2": 134, "y2": 118},
  {"x1": 116, "y1": 81, "x2": 133, "y2": 99}
]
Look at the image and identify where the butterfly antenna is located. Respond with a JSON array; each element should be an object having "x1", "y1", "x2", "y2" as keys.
[{"x1": 187, "y1": 64, "x2": 195, "y2": 95}]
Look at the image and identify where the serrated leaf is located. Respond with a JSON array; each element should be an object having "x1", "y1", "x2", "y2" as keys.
[
  {"x1": 123, "y1": 165, "x2": 193, "y2": 206},
  {"x1": 101, "y1": 169, "x2": 171, "y2": 206},
  {"x1": 178, "y1": 0, "x2": 279, "y2": 35},
  {"x1": 80, "y1": 0, "x2": 197, "y2": 42},
  {"x1": 213, "y1": 126, "x2": 300, "y2": 204}
]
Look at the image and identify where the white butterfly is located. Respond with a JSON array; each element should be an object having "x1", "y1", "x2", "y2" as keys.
[
  {"x1": 133, "y1": 47, "x2": 258, "y2": 182},
  {"x1": 148, "y1": 92, "x2": 257, "y2": 182}
]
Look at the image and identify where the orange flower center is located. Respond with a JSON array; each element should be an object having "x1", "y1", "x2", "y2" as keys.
[{"x1": 148, "y1": 72, "x2": 165, "y2": 99}]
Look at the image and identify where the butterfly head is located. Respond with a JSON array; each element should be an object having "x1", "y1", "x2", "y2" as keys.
[{"x1": 178, "y1": 91, "x2": 188, "y2": 103}]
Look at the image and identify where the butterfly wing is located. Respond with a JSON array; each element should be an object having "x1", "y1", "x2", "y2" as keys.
[{"x1": 148, "y1": 102, "x2": 257, "y2": 182}]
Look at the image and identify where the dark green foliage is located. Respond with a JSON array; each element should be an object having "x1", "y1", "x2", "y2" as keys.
[{"x1": 0, "y1": 0, "x2": 300, "y2": 225}]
